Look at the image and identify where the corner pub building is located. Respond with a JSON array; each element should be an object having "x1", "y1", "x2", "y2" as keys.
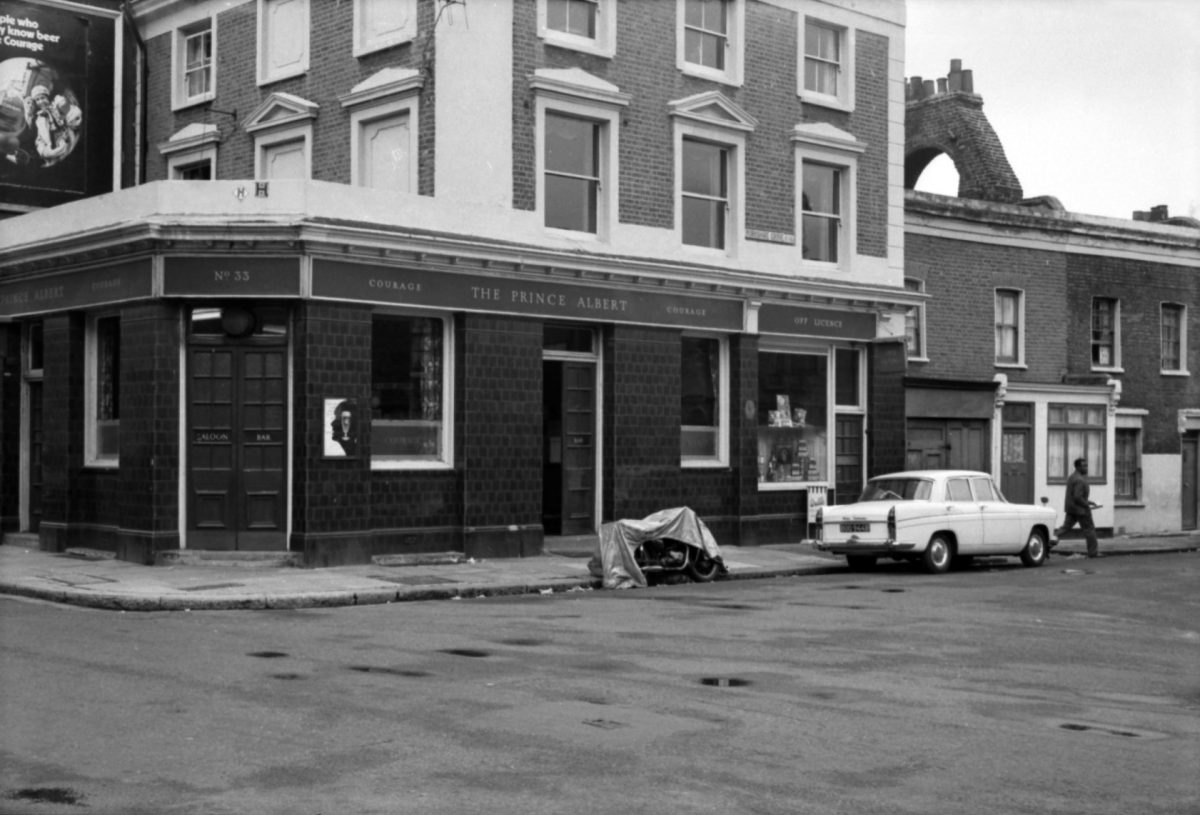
[{"x1": 0, "y1": 0, "x2": 916, "y2": 566}]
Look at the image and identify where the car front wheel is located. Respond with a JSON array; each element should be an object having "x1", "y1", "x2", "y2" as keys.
[
  {"x1": 1020, "y1": 529, "x2": 1047, "y2": 567},
  {"x1": 922, "y1": 534, "x2": 953, "y2": 574}
]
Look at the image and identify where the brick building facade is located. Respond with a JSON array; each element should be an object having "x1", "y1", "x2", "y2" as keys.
[
  {"x1": 0, "y1": 0, "x2": 914, "y2": 565},
  {"x1": 904, "y1": 62, "x2": 1200, "y2": 535}
]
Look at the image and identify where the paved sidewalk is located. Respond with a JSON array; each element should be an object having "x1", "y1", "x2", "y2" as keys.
[{"x1": 0, "y1": 533, "x2": 1195, "y2": 612}]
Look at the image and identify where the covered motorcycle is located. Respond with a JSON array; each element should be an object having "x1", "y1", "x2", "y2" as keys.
[{"x1": 589, "y1": 507, "x2": 726, "y2": 589}]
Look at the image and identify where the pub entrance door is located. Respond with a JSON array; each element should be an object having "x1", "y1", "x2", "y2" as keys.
[
  {"x1": 542, "y1": 324, "x2": 598, "y2": 537},
  {"x1": 186, "y1": 306, "x2": 289, "y2": 551}
]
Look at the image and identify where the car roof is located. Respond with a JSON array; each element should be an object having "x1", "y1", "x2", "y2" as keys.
[{"x1": 869, "y1": 470, "x2": 990, "y2": 480}]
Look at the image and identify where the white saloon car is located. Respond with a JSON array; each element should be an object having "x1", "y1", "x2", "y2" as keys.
[{"x1": 813, "y1": 470, "x2": 1058, "y2": 574}]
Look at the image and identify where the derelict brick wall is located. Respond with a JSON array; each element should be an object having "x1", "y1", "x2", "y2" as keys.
[
  {"x1": 904, "y1": 232, "x2": 1068, "y2": 384},
  {"x1": 604, "y1": 324, "x2": 682, "y2": 519},
  {"x1": 868, "y1": 339, "x2": 908, "y2": 478},
  {"x1": 116, "y1": 303, "x2": 180, "y2": 538},
  {"x1": 144, "y1": 1, "x2": 435, "y2": 192},
  {"x1": 512, "y1": 0, "x2": 892, "y2": 250},
  {"x1": 1066, "y1": 254, "x2": 1200, "y2": 454},
  {"x1": 291, "y1": 302, "x2": 372, "y2": 536},
  {"x1": 458, "y1": 314, "x2": 543, "y2": 529}
]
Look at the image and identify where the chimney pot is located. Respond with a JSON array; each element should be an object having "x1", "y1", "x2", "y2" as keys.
[
  {"x1": 961, "y1": 70, "x2": 974, "y2": 94},
  {"x1": 923, "y1": 79, "x2": 936, "y2": 97},
  {"x1": 1151, "y1": 204, "x2": 1169, "y2": 221},
  {"x1": 937, "y1": 77, "x2": 948, "y2": 94},
  {"x1": 950, "y1": 58, "x2": 962, "y2": 73}
]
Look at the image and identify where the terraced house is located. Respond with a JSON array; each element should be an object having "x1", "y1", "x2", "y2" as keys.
[{"x1": 0, "y1": 0, "x2": 913, "y2": 565}]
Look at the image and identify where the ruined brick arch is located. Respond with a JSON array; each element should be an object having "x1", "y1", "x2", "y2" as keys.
[{"x1": 905, "y1": 64, "x2": 1023, "y2": 204}]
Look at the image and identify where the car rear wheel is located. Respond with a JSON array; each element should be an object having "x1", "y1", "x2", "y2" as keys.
[
  {"x1": 846, "y1": 555, "x2": 877, "y2": 571},
  {"x1": 1020, "y1": 529, "x2": 1047, "y2": 567},
  {"x1": 922, "y1": 534, "x2": 953, "y2": 574}
]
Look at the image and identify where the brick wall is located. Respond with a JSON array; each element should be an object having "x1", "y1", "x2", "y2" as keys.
[
  {"x1": 868, "y1": 339, "x2": 908, "y2": 477},
  {"x1": 904, "y1": 232, "x2": 1069, "y2": 384},
  {"x1": 1066, "y1": 254, "x2": 1200, "y2": 454},
  {"x1": 144, "y1": 0, "x2": 434, "y2": 190}
]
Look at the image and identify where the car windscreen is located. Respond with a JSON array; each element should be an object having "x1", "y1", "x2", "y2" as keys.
[{"x1": 861, "y1": 479, "x2": 932, "y2": 501}]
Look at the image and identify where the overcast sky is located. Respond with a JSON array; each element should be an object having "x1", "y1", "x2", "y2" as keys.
[{"x1": 905, "y1": 0, "x2": 1199, "y2": 221}]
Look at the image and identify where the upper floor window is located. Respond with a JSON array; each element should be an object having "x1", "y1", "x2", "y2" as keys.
[
  {"x1": 1091, "y1": 297, "x2": 1120, "y2": 369},
  {"x1": 532, "y1": 69, "x2": 629, "y2": 240},
  {"x1": 1161, "y1": 303, "x2": 1187, "y2": 374},
  {"x1": 371, "y1": 313, "x2": 453, "y2": 469},
  {"x1": 799, "y1": 13, "x2": 854, "y2": 111},
  {"x1": 86, "y1": 313, "x2": 120, "y2": 467},
  {"x1": 801, "y1": 162, "x2": 841, "y2": 262},
  {"x1": 539, "y1": 0, "x2": 615, "y2": 56},
  {"x1": 258, "y1": 0, "x2": 309, "y2": 85},
  {"x1": 160, "y1": 123, "x2": 220, "y2": 179},
  {"x1": 354, "y1": 0, "x2": 417, "y2": 56},
  {"x1": 245, "y1": 93, "x2": 318, "y2": 180},
  {"x1": 173, "y1": 18, "x2": 215, "y2": 110},
  {"x1": 678, "y1": 0, "x2": 743, "y2": 85},
  {"x1": 995, "y1": 288, "x2": 1023, "y2": 366},
  {"x1": 681, "y1": 334, "x2": 729, "y2": 467},
  {"x1": 682, "y1": 138, "x2": 729, "y2": 249},
  {"x1": 340, "y1": 69, "x2": 424, "y2": 192},
  {"x1": 904, "y1": 278, "x2": 926, "y2": 359},
  {"x1": 793, "y1": 122, "x2": 863, "y2": 270}
]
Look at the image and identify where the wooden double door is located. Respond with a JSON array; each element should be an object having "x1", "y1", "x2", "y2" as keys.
[{"x1": 187, "y1": 342, "x2": 288, "y2": 550}]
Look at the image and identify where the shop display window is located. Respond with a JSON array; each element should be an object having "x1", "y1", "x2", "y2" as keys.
[
  {"x1": 757, "y1": 351, "x2": 827, "y2": 485},
  {"x1": 371, "y1": 314, "x2": 450, "y2": 466}
]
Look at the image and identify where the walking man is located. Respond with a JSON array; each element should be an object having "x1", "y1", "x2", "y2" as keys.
[{"x1": 1058, "y1": 458, "x2": 1100, "y2": 558}]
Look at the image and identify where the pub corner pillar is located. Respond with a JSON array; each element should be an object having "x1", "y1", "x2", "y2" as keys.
[
  {"x1": 459, "y1": 314, "x2": 543, "y2": 558},
  {"x1": 868, "y1": 338, "x2": 909, "y2": 477},
  {"x1": 117, "y1": 303, "x2": 183, "y2": 563},
  {"x1": 37, "y1": 313, "x2": 84, "y2": 553},
  {"x1": 291, "y1": 302, "x2": 375, "y2": 566},
  {"x1": 0, "y1": 324, "x2": 19, "y2": 534}
]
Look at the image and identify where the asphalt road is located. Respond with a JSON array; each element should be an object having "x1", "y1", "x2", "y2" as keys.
[{"x1": 1, "y1": 552, "x2": 1197, "y2": 815}]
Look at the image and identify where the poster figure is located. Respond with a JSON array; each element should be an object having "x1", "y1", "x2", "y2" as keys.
[
  {"x1": 325, "y1": 399, "x2": 357, "y2": 457},
  {"x1": 0, "y1": 58, "x2": 83, "y2": 169}
]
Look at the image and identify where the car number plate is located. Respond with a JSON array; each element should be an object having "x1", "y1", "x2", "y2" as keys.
[{"x1": 839, "y1": 523, "x2": 870, "y2": 533}]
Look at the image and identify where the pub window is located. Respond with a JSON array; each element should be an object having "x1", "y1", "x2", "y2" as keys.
[
  {"x1": 680, "y1": 334, "x2": 728, "y2": 466},
  {"x1": 1047, "y1": 404, "x2": 1105, "y2": 481},
  {"x1": 371, "y1": 313, "x2": 453, "y2": 468},
  {"x1": 26, "y1": 321, "x2": 43, "y2": 374},
  {"x1": 86, "y1": 313, "x2": 120, "y2": 466},
  {"x1": 758, "y1": 349, "x2": 828, "y2": 487}
]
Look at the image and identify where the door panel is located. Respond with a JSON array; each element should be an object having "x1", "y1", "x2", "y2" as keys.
[
  {"x1": 561, "y1": 362, "x2": 595, "y2": 535},
  {"x1": 188, "y1": 346, "x2": 287, "y2": 550},
  {"x1": 1001, "y1": 428, "x2": 1032, "y2": 505}
]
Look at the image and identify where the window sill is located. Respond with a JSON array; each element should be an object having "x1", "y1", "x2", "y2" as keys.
[
  {"x1": 680, "y1": 63, "x2": 742, "y2": 88},
  {"x1": 1091, "y1": 366, "x2": 1124, "y2": 374},
  {"x1": 681, "y1": 460, "x2": 730, "y2": 470},
  {"x1": 540, "y1": 31, "x2": 614, "y2": 58},
  {"x1": 172, "y1": 93, "x2": 216, "y2": 113},
  {"x1": 994, "y1": 362, "x2": 1027, "y2": 370},
  {"x1": 798, "y1": 92, "x2": 853, "y2": 113},
  {"x1": 83, "y1": 461, "x2": 119, "y2": 471},
  {"x1": 907, "y1": 355, "x2": 929, "y2": 364},
  {"x1": 371, "y1": 461, "x2": 454, "y2": 472},
  {"x1": 1114, "y1": 500, "x2": 1143, "y2": 508},
  {"x1": 1161, "y1": 369, "x2": 1190, "y2": 377},
  {"x1": 353, "y1": 34, "x2": 417, "y2": 59}
]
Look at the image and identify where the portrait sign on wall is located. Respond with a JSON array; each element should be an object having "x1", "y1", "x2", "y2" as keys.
[
  {"x1": 0, "y1": 1, "x2": 118, "y2": 209},
  {"x1": 324, "y1": 398, "x2": 358, "y2": 458}
]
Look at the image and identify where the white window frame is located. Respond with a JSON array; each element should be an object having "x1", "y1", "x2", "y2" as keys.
[
  {"x1": 172, "y1": 16, "x2": 216, "y2": 111},
  {"x1": 1161, "y1": 302, "x2": 1189, "y2": 376},
  {"x1": 532, "y1": 70, "x2": 629, "y2": 242},
  {"x1": 799, "y1": 14, "x2": 855, "y2": 112},
  {"x1": 371, "y1": 310, "x2": 455, "y2": 471},
  {"x1": 904, "y1": 277, "x2": 927, "y2": 361},
  {"x1": 340, "y1": 70, "x2": 423, "y2": 192},
  {"x1": 257, "y1": 0, "x2": 310, "y2": 86},
  {"x1": 1091, "y1": 296, "x2": 1122, "y2": 372},
  {"x1": 756, "y1": 338, "x2": 835, "y2": 492},
  {"x1": 1114, "y1": 411, "x2": 1145, "y2": 503},
  {"x1": 159, "y1": 123, "x2": 221, "y2": 179},
  {"x1": 680, "y1": 332, "x2": 730, "y2": 468},
  {"x1": 254, "y1": 123, "x2": 311, "y2": 180},
  {"x1": 792, "y1": 124, "x2": 863, "y2": 272},
  {"x1": 85, "y1": 312, "x2": 120, "y2": 468},
  {"x1": 671, "y1": 94, "x2": 754, "y2": 257},
  {"x1": 677, "y1": 0, "x2": 744, "y2": 87},
  {"x1": 994, "y1": 288, "x2": 1025, "y2": 368},
  {"x1": 353, "y1": 0, "x2": 418, "y2": 57},
  {"x1": 538, "y1": 0, "x2": 616, "y2": 58}
]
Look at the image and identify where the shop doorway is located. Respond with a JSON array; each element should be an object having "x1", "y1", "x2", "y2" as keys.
[
  {"x1": 541, "y1": 324, "x2": 598, "y2": 537},
  {"x1": 186, "y1": 307, "x2": 289, "y2": 551},
  {"x1": 1001, "y1": 403, "x2": 1033, "y2": 504}
]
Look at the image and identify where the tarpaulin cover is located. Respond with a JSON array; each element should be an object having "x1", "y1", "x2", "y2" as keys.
[{"x1": 589, "y1": 506, "x2": 723, "y2": 589}]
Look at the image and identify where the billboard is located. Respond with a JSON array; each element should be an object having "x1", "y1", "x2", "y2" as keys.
[{"x1": 0, "y1": 1, "x2": 118, "y2": 209}]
